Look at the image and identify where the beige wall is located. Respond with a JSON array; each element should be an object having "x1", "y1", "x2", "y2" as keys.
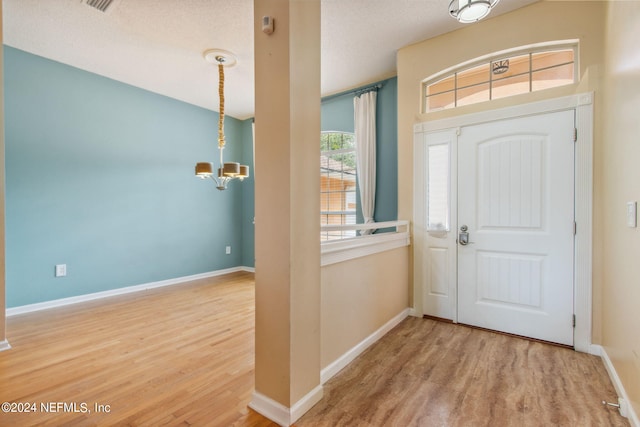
[
  {"x1": 321, "y1": 247, "x2": 409, "y2": 368},
  {"x1": 601, "y1": 0, "x2": 640, "y2": 416},
  {"x1": 253, "y1": 0, "x2": 321, "y2": 407},
  {"x1": 399, "y1": 0, "x2": 640, "y2": 416},
  {"x1": 397, "y1": 1, "x2": 606, "y2": 339}
]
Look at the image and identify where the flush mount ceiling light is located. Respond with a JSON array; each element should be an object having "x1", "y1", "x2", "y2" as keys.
[
  {"x1": 449, "y1": 0, "x2": 500, "y2": 23},
  {"x1": 195, "y1": 49, "x2": 249, "y2": 190}
]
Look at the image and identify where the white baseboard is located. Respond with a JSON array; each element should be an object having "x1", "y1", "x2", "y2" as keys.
[
  {"x1": 0, "y1": 340, "x2": 11, "y2": 352},
  {"x1": 589, "y1": 344, "x2": 602, "y2": 356},
  {"x1": 249, "y1": 385, "x2": 323, "y2": 427},
  {"x1": 593, "y1": 344, "x2": 639, "y2": 427},
  {"x1": 320, "y1": 307, "x2": 410, "y2": 384},
  {"x1": 290, "y1": 385, "x2": 323, "y2": 423},
  {"x1": 249, "y1": 308, "x2": 410, "y2": 424},
  {"x1": 7, "y1": 266, "x2": 255, "y2": 316},
  {"x1": 249, "y1": 392, "x2": 290, "y2": 427}
]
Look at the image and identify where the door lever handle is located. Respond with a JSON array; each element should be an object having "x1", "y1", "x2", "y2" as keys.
[{"x1": 459, "y1": 225, "x2": 471, "y2": 246}]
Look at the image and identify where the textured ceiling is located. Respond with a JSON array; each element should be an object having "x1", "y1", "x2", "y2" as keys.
[{"x1": 3, "y1": 0, "x2": 538, "y2": 119}]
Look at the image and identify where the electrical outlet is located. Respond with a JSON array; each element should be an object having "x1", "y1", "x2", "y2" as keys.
[
  {"x1": 225, "y1": 246, "x2": 231, "y2": 255},
  {"x1": 55, "y1": 264, "x2": 67, "y2": 277}
]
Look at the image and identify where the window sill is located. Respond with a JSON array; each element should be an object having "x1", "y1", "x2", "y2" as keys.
[{"x1": 321, "y1": 227, "x2": 410, "y2": 267}]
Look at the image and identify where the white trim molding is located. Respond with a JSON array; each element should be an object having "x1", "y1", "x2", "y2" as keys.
[
  {"x1": 6, "y1": 266, "x2": 255, "y2": 316},
  {"x1": 249, "y1": 385, "x2": 323, "y2": 427},
  {"x1": 414, "y1": 92, "x2": 593, "y2": 134},
  {"x1": 0, "y1": 340, "x2": 11, "y2": 352},
  {"x1": 291, "y1": 386, "x2": 323, "y2": 425},
  {"x1": 249, "y1": 392, "x2": 290, "y2": 427},
  {"x1": 321, "y1": 308, "x2": 410, "y2": 384},
  {"x1": 592, "y1": 344, "x2": 640, "y2": 426},
  {"x1": 321, "y1": 220, "x2": 410, "y2": 267},
  {"x1": 573, "y1": 94, "x2": 594, "y2": 353}
]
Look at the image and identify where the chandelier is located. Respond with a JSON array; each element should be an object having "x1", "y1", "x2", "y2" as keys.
[
  {"x1": 195, "y1": 49, "x2": 249, "y2": 190},
  {"x1": 449, "y1": 0, "x2": 500, "y2": 23}
]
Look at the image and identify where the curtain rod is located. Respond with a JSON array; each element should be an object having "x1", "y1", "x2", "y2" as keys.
[{"x1": 322, "y1": 82, "x2": 385, "y2": 102}]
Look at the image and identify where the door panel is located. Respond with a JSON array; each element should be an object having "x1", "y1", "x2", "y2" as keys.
[
  {"x1": 457, "y1": 110, "x2": 575, "y2": 346},
  {"x1": 477, "y1": 136, "x2": 543, "y2": 229}
]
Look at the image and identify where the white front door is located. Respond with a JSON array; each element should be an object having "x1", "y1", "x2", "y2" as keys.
[{"x1": 457, "y1": 110, "x2": 575, "y2": 345}]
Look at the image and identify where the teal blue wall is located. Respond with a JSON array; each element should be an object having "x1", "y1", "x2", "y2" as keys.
[
  {"x1": 239, "y1": 78, "x2": 399, "y2": 264},
  {"x1": 4, "y1": 46, "x2": 247, "y2": 307},
  {"x1": 4, "y1": 47, "x2": 396, "y2": 306},
  {"x1": 320, "y1": 78, "x2": 398, "y2": 226}
]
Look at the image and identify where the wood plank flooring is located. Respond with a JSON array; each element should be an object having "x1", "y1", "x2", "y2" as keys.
[
  {"x1": 293, "y1": 317, "x2": 628, "y2": 427},
  {"x1": 0, "y1": 272, "x2": 628, "y2": 426},
  {"x1": 1, "y1": 272, "x2": 257, "y2": 426}
]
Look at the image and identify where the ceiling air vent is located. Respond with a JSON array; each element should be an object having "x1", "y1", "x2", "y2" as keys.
[{"x1": 85, "y1": 0, "x2": 116, "y2": 13}]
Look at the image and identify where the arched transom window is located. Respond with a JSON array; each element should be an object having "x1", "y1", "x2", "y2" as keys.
[{"x1": 423, "y1": 43, "x2": 577, "y2": 112}]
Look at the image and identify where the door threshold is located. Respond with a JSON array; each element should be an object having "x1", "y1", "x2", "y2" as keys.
[
  {"x1": 422, "y1": 314, "x2": 454, "y2": 324},
  {"x1": 458, "y1": 322, "x2": 574, "y2": 350},
  {"x1": 422, "y1": 315, "x2": 574, "y2": 350}
]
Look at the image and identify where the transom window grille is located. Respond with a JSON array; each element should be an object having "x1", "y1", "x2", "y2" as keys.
[
  {"x1": 321, "y1": 131, "x2": 357, "y2": 241},
  {"x1": 424, "y1": 46, "x2": 576, "y2": 112}
]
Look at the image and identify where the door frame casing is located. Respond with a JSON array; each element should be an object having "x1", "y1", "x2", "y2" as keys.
[{"x1": 413, "y1": 93, "x2": 594, "y2": 353}]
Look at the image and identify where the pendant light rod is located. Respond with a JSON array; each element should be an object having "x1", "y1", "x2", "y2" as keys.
[{"x1": 217, "y1": 60, "x2": 225, "y2": 149}]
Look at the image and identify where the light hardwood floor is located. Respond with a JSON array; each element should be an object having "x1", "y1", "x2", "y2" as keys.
[
  {"x1": 1, "y1": 272, "x2": 257, "y2": 426},
  {"x1": 0, "y1": 272, "x2": 628, "y2": 426}
]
